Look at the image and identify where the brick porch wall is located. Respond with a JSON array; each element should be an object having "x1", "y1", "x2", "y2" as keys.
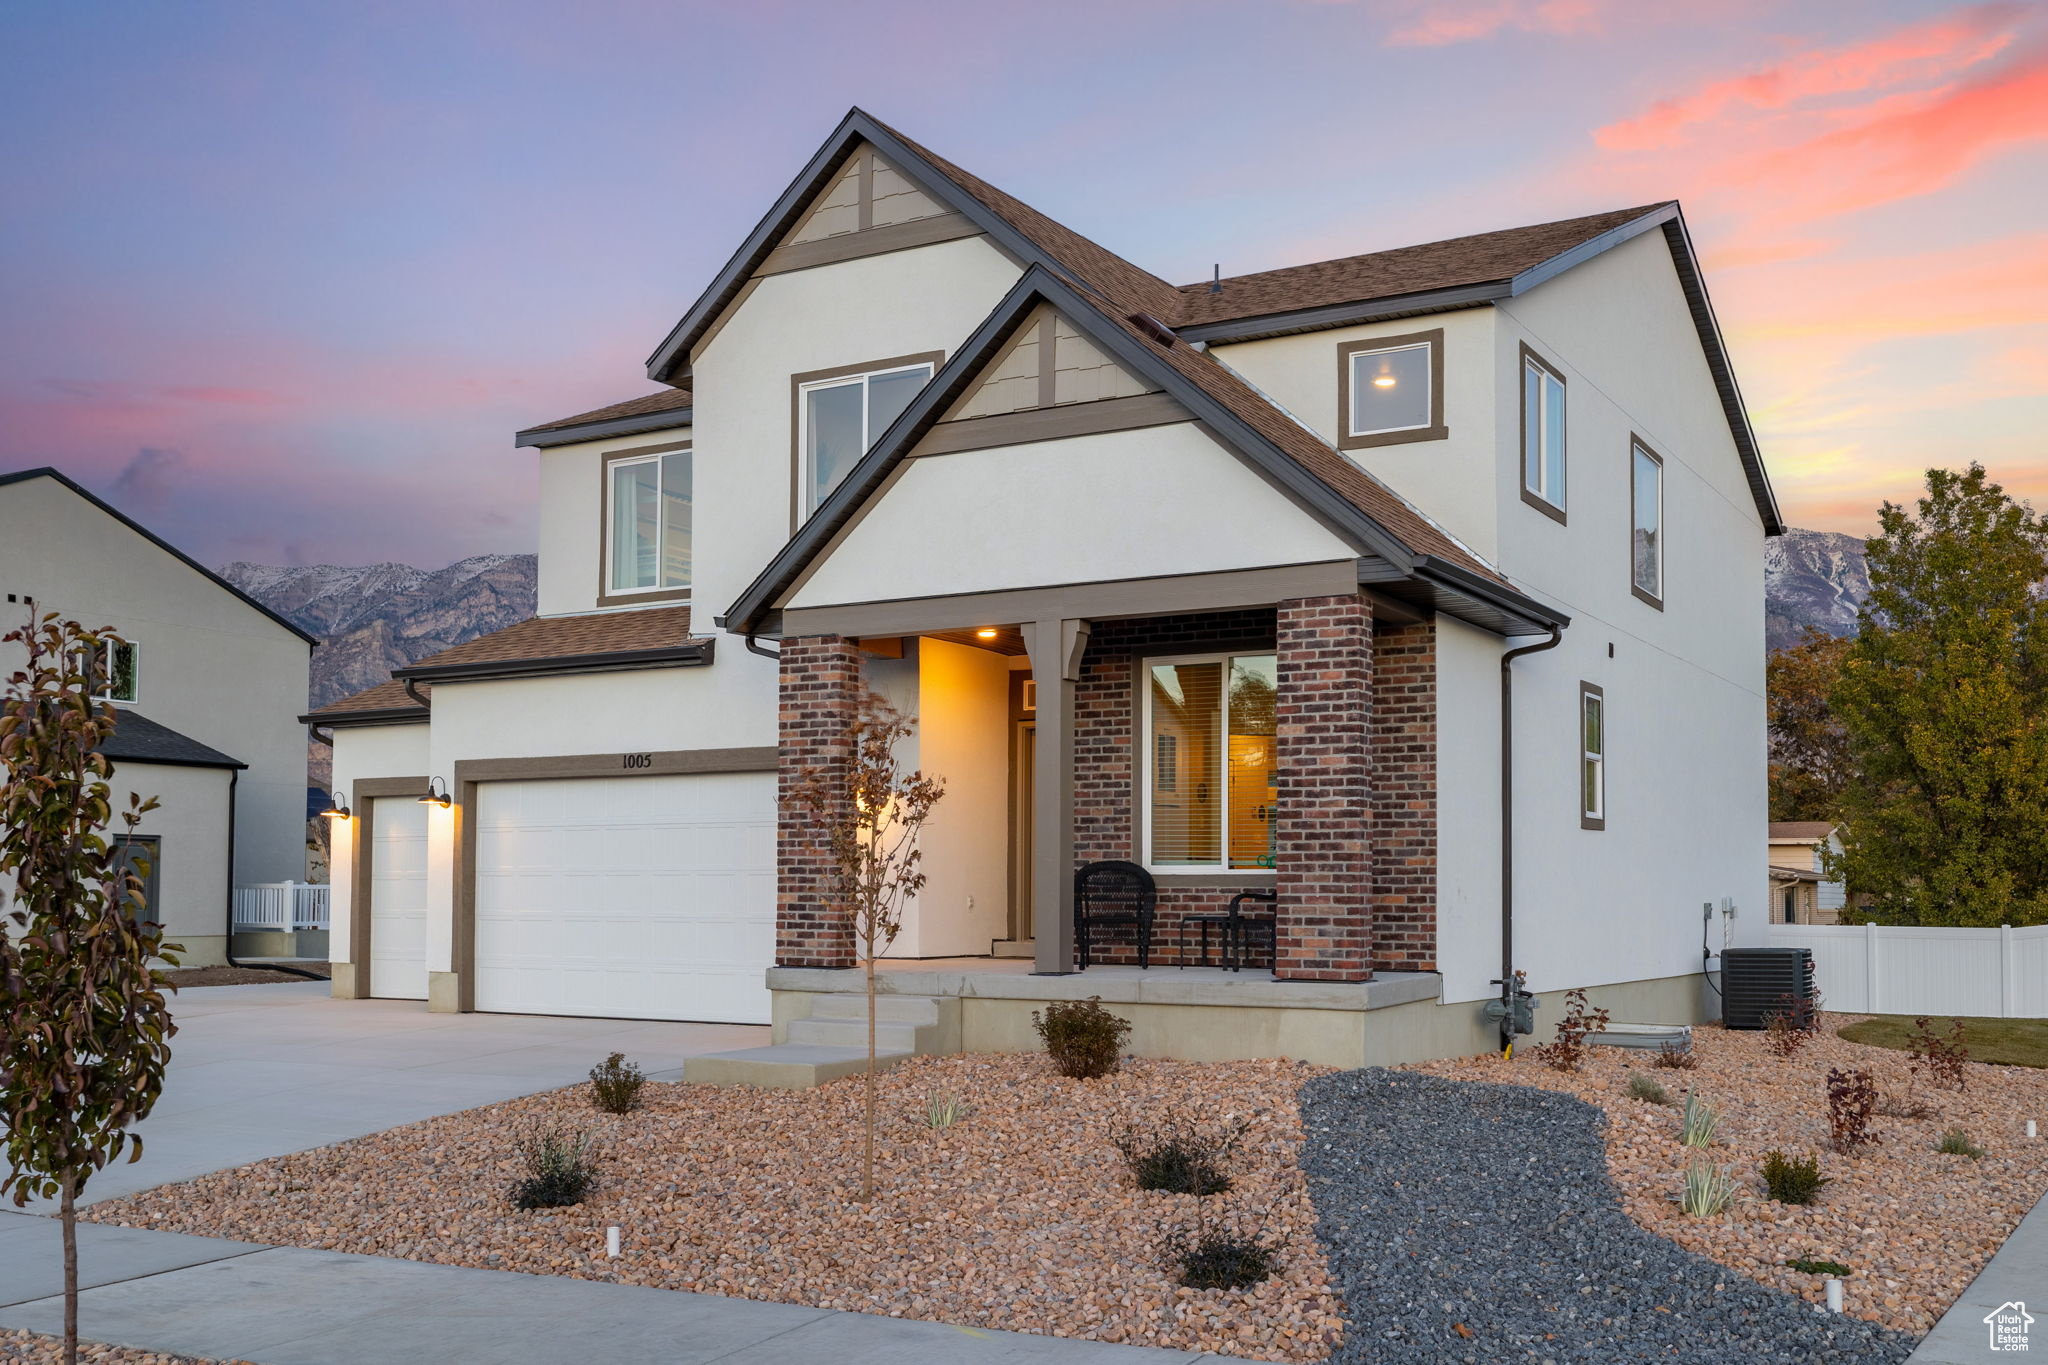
[
  {"x1": 1072, "y1": 610, "x2": 1276, "y2": 967},
  {"x1": 775, "y1": 634, "x2": 863, "y2": 968},
  {"x1": 1371, "y1": 618, "x2": 1437, "y2": 972},
  {"x1": 1273, "y1": 594, "x2": 1376, "y2": 982}
]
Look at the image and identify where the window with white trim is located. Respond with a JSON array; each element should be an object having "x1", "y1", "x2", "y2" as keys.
[
  {"x1": 1631, "y1": 440, "x2": 1664, "y2": 605},
  {"x1": 1143, "y1": 652, "x2": 1277, "y2": 870},
  {"x1": 94, "y1": 639, "x2": 139, "y2": 703},
  {"x1": 1580, "y1": 682, "x2": 1605, "y2": 830},
  {"x1": 798, "y1": 361, "x2": 934, "y2": 516},
  {"x1": 606, "y1": 450, "x2": 691, "y2": 596},
  {"x1": 1522, "y1": 351, "x2": 1566, "y2": 514}
]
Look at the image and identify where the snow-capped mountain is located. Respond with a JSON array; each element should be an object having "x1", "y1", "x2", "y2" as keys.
[{"x1": 1763, "y1": 529, "x2": 1870, "y2": 651}]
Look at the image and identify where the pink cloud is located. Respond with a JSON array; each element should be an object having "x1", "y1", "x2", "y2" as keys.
[
  {"x1": 1382, "y1": 0, "x2": 1604, "y2": 47},
  {"x1": 1597, "y1": 4, "x2": 2024, "y2": 150}
]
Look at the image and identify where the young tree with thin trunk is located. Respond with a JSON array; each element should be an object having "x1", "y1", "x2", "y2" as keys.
[
  {"x1": 788, "y1": 689, "x2": 942, "y2": 1201},
  {"x1": 0, "y1": 614, "x2": 179, "y2": 1365},
  {"x1": 1827, "y1": 465, "x2": 2048, "y2": 926}
]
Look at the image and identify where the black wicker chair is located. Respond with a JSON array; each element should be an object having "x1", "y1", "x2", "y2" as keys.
[{"x1": 1074, "y1": 860, "x2": 1157, "y2": 970}]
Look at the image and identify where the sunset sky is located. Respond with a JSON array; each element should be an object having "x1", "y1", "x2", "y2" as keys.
[{"x1": 4, "y1": 0, "x2": 2044, "y2": 568}]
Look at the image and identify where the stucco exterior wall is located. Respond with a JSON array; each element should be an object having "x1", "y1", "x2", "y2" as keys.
[
  {"x1": 788, "y1": 422, "x2": 1358, "y2": 609},
  {"x1": 109, "y1": 759, "x2": 234, "y2": 966},
  {"x1": 534, "y1": 424, "x2": 692, "y2": 618},
  {"x1": 689, "y1": 234, "x2": 1023, "y2": 620},
  {"x1": 0, "y1": 476, "x2": 310, "y2": 891}
]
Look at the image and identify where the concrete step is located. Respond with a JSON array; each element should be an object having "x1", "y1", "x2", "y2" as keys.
[
  {"x1": 990, "y1": 938, "x2": 1036, "y2": 959},
  {"x1": 806, "y1": 993, "x2": 940, "y2": 1026},
  {"x1": 784, "y1": 1018, "x2": 922, "y2": 1051},
  {"x1": 682, "y1": 1044, "x2": 913, "y2": 1090}
]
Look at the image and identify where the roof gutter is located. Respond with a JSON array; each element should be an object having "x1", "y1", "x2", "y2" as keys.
[
  {"x1": 514, "y1": 405, "x2": 693, "y2": 449},
  {"x1": 297, "y1": 705, "x2": 430, "y2": 730},
  {"x1": 392, "y1": 639, "x2": 715, "y2": 686}
]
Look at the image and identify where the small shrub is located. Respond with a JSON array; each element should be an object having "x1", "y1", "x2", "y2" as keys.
[
  {"x1": 1759, "y1": 1149, "x2": 1830, "y2": 1205},
  {"x1": 1112, "y1": 1112, "x2": 1248, "y2": 1195},
  {"x1": 1874, "y1": 1082, "x2": 1934, "y2": 1119},
  {"x1": 1032, "y1": 997, "x2": 1132, "y2": 1079},
  {"x1": 1680, "y1": 1091, "x2": 1719, "y2": 1148},
  {"x1": 1763, "y1": 987, "x2": 1824, "y2": 1058},
  {"x1": 1786, "y1": 1256, "x2": 1851, "y2": 1276},
  {"x1": 1908, "y1": 1017, "x2": 1970, "y2": 1091},
  {"x1": 917, "y1": 1089, "x2": 968, "y2": 1130},
  {"x1": 510, "y1": 1125, "x2": 599, "y2": 1209},
  {"x1": 1531, "y1": 987, "x2": 1611, "y2": 1073},
  {"x1": 1936, "y1": 1127, "x2": 1986, "y2": 1159},
  {"x1": 1679, "y1": 1159, "x2": 1736, "y2": 1217},
  {"x1": 1652, "y1": 1037, "x2": 1701, "y2": 1070},
  {"x1": 1176, "y1": 1230, "x2": 1275, "y2": 1290},
  {"x1": 588, "y1": 1052, "x2": 646, "y2": 1114},
  {"x1": 1625, "y1": 1074, "x2": 1671, "y2": 1106},
  {"x1": 1826, "y1": 1068, "x2": 1880, "y2": 1154}
]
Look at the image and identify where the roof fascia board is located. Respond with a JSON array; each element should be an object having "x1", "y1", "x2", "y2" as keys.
[
  {"x1": 1409, "y1": 555, "x2": 1569, "y2": 633},
  {"x1": 1177, "y1": 280, "x2": 1509, "y2": 345},
  {"x1": 723, "y1": 267, "x2": 1427, "y2": 634},
  {"x1": 515, "y1": 406, "x2": 692, "y2": 449},
  {"x1": 0, "y1": 468, "x2": 319, "y2": 646},
  {"x1": 392, "y1": 640, "x2": 714, "y2": 685},
  {"x1": 104, "y1": 752, "x2": 248, "y2": 772},
  {"x1": 298, "y1": 706, "x2": 430, "y2": 728}
]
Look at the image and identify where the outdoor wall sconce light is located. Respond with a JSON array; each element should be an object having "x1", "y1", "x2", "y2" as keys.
[
  {"x1": 417, "y1": 777, "x2": 452, "y2": 808},
  {"x1": 319, "y1": 791, "x2": 351, "y2": 820}
]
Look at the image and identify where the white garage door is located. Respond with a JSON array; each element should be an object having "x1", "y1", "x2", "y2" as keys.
[
  {"x1": 473, "y1": 772, "x2": 777, "y2": 1023},
  {"x1": 368, "y1": 797, "x2": 430, "y2": 1000}
]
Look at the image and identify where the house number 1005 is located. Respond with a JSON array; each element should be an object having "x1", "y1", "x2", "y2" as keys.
[{"x1": 621, "y1": 753, "x2": 653, "y2": 769}]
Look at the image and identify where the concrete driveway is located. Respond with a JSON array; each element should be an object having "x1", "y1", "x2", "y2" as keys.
[{"x1": 68, "y1": 981, "x2": 766, "y2": 1206}]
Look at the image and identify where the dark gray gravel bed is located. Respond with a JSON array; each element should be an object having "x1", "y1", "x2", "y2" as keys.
[{"x1": 1298, "y1": 1069, "x2": 1914, "y2": 1364}]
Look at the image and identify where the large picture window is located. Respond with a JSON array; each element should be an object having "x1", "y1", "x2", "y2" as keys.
[
  {"x1": 797, "y1": 360, "x2": 935, "y2": 517},
  {"x1": 1337, "y1": 329, "x2": 1445, "y2": 450},
  {"x1": 1143, "y1": 652, "x2": 1278, "y2": 871},
  {"x1": 1521, "y1": 347, "x2": 1566, "y2": 520},
  {"x1": 605, "y1": 448, "x2": 691, "y2": 598},
  {"x1": 1631, "y1": 438, "x2": 1664, "y2": 607}
]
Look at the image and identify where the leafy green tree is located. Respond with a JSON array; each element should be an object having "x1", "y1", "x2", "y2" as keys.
[
  {"x1": 1826, "y1": 465, "x2": 2048, "y2": 925},
  {"x1": 0, "y1": 614, "x2": 179, "y2": 1365},
  {"x1": 1768, "y1": 629, "x2": 1854, "y2": 822}
]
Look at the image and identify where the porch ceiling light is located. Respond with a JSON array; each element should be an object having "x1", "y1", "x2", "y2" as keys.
[
  {"x1": 418, "y1": 777, "x2": 452, "y2": 809},
  {"x1": 975, "y1": 628, "x2": 998, "y2": 639},
  {"x1": 319, "y1": 791, "x2": 351, "y2": 820}
]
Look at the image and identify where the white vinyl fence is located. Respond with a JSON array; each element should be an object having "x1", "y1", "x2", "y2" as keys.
[
  {"x1": 1767, "y1": 923, "x2": 2048, "y2": 1018},
  {"x1": 232, "y1": 881, "x2": 330, "y2": 932}
]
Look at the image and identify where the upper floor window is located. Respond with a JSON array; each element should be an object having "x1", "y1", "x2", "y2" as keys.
[
  {"x1": 796, "y1": 358, "x2": 936, "y2": 518},
  {"x1": 1520, "y1": 347, "x2": 1566, "y2": 520},
  {"x1": 605, "y1": 447, "x2": 691, "y2": 599},
  {"x1": 94, "y1": 639, "x2": 139, "y2": 703},
  {"x1": 1143, "y1": 652, "x2": 1277, "y2": 872},
  {"x1": 1580, "y1": 682, "x2": 1606, "y2": 830},
  {"x1": 1337, "y1": 329, "x2": 1445, "y2": 450},
  {"x1": 1631, "y1": 439, "x2": 1664, "y2": 607}
]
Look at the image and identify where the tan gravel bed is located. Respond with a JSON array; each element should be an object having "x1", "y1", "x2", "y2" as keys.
[
  {"x1": 83, "y1": 1054, "x2": 1345, "y2": 1361},
  {"x1": 0, "y1": 1329, "x2": 242, "y2": 1364},
  {"x1": 1409, "y1": 1016, "x2": 2048, "y2": 1336}
]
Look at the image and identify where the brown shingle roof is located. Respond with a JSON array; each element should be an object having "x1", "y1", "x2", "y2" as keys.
[
  {"x1": 524, "y1": 386, "x2": 693, "y2": 436},
  {"x1": 398, "y1": 605, "x2": 697, "y2": 674},
  {"x1": 303, "y1": 678, "x2": 429, "y2": 723},
  {"x1": 1175, "y1": 206, "x2": 1671, "y2": 327},
  {"x1": 1769, "y1": 821, "x2": 1836, "y2": 841}
]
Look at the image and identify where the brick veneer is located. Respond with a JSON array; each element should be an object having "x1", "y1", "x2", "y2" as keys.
[
  {"x1": 1371, "y1": 618, "x2": 1436, "y2": 972},
  {"x1": 1273, "y1": 594, "x2": 1376, "y2": 982},
  {"x1": 775, "y1": 634, "x2": 863, "y2": 968}
]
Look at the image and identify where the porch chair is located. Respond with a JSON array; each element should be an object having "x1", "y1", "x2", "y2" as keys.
[{"x1": 1073, "y1": 860, "x2": 1157, "y2": 970}]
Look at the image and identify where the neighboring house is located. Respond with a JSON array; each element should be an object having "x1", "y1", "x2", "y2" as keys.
[
  {"x1": 0, "y1": 468, "x2": 316, "y2": 965},
  {"x1": 310, "y1": 109, "x2": 1773, "y2": 1062},
  {"x1": 1768, "y1": 820, "x2": 1846, "y2": 924}
]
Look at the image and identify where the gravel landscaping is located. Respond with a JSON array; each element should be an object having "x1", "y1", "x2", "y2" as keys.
[
  {"x1": 1411, "y1": 1016, "x2": 2048, "y2": 1338},
  {"x1": 0, "y1": 1330, "x2": 239, "y2": 1364},
  {"x1": 1301, "y1": 1069, "x2": 1910, "y2": 1363},
  {"x1": 82, "y1": 1054, "x2": 1345, "y2": 1361}
]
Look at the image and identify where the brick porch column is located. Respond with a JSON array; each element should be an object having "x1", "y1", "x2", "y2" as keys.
[
  {"x1": 1274, "y1": 594, "x2": 1375, "y2": 981},
  {"x1": 775, "y1": 634, "x2": 863, "y2": 968}
]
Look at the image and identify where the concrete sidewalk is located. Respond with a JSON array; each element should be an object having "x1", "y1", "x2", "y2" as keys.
[
  {"x1": 1906, "y1": 1190, "x2": 2048, "y2": 1363},
  {"x1": 0, "y1": 1212, "x2": 1214, "y2": 1364}
]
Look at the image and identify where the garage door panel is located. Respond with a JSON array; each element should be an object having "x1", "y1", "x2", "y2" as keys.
[
  {"x1": 473, "y1": 773, "x2": 775, "y2": 1024},
  {"x1": 368, "y1": 798, "x2": 430, "y2": 1000}
]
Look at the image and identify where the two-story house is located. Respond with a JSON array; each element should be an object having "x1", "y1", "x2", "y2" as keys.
[
  {"x1": 1, "y1": 467, "x2": 316, "y2": 965},
  {"x1": 308, "y1": 109, "x2": 1775, "y2": 1070}
]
